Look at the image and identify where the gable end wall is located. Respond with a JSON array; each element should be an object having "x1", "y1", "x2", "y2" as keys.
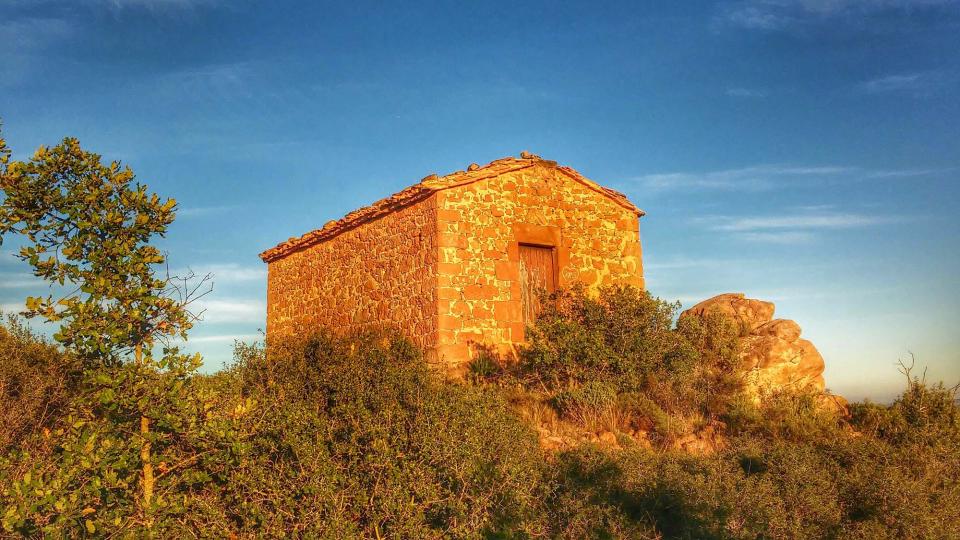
[{"x1": 434, "y1": 163, "x2": 643, "y2": 368}]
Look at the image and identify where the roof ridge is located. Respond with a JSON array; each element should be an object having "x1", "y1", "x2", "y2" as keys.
[{"x1": 259, "y1": 153, "x2": 643, "y2": 262}]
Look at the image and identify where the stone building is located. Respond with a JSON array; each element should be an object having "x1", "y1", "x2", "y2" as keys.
[{"x1": 260, "y1": 152, "x2": 645, "y2": 371}]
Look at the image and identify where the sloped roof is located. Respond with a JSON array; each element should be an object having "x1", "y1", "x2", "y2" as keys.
[{"x1": 260, "y1": 152, "x2": 644, "y2": 262}]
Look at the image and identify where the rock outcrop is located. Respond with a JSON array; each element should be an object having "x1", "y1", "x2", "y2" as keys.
[{"x1": 680, "y1": 293, "x2": 846, "y2": 412}]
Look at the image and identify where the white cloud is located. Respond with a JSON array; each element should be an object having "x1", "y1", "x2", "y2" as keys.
[
  {"x1": 182, "y1": 333, "x2": 261, "y2": 344},
  {"x1": 633, "y1": 163, "x2": 950, "y2": 192},
  {"x1": 0, "y1": 302, "x2": 26, "y2": 314},
  {"x1": 103, "y1": 0, "x2": 218, "y2": 6},
  {"x1": 725, "y1": 87, "x2": 768, "y2": 98},
  {"x1": 736, "y1": 231, "x2": 816, "y2": 243},
  {"x1": 0, "y1": 16, "x2": 73, "y2": 87},
  {"x1": 178, "y1": 205, "x2": 240, "y2": 218},
  {"x1": 1, "y1": 0, "x2": 222, "y2": 9},
  {"x1": 690, "y1": 209, "x2": 903, "y2": 243},
  {"x1": 721, "y1": 4, "x2": 795, "y2": 30},
  {"x1": 193, "y1": 298, "x2": 264, "y2": 324},
  {"x1": 865, "y1": 168, "x2": 946, "y2": 178},
  {"x1": 635, "y1": 164, "x2": 853, "y2": 191},
  {"x1": 858, "y1": 72, "x2": 955, "y2": 97},
  {"x1": 143, "y1": 62, "x2": 254, "y2": 103},
  {"x1": 0, "y1": 273, "x2": 41, "y2": 288},
  {"x1": 861, "y1": 73, "x2": 923, "y2": 93},
  {"x1": 172, "y1": 263, "x2": 265, "y2": 284},
  {"x1": 710, "y1": 213, "x2": 895, "y2": 231},
  {"x1": 717, "y1": 0, "x2": 959, "y2": 31}
]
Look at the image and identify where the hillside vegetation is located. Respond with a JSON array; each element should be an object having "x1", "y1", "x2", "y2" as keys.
[{"x1": 2, "y1": 287, "x2": 959, "y2": 538}]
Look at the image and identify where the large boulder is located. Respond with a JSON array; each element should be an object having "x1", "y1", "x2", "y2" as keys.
[
  {"x1": 680, "y1": 293, "x2": 844, "y2": 412},
  {"x1": 681, "y1": 293, "x2": 775, "y2": 333}
]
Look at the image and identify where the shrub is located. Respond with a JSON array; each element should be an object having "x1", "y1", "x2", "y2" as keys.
[
  {"x1": 0, "y1": 316, "x2": 82, "y2": 454},
  {"x1": 510, "y1": 285, "x2": 744, "y2": 429},
  {"x1": 850, "y1": 367, "x2": 960, "y2": 450},
  {"x1": 723, "y1": 390, "x2": 845, "y2": 442},
  {"x1": 548, "y1": 426, "x2": 960, "y2": 540},
  {"x1": 187, "y1": 329, "x2": 550, "y2": 538},
  {"x1": 0, "y1": 349, "x2": 237, "y2": 537},
  {"x1": 552, "y1": 381, "x2": 618, "y2": 420},
  {"x1": 519, "y1": 284, "x2": 690, "y2": 392}
]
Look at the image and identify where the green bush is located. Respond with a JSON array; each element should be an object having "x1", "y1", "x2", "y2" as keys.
[
  {"x1": 723, "y1": 390, "x2": 845, "y2": 442},
  {"x1": 187, "y1": 329, "x2": 549, "y2": 538},
  {"x1": 850, "y1": 370, "x2": 960, "y2": 450},
  {"x1": 0, "y1": 348, "x2": 236, "y2": 536},
  {"x1": 552, "y1": 381, "x2": 618, "y2": 420},
  {"x1": 548, "y1": 430, "x2": 960, "y2": 539},
  {"x1": 0, "y1": 316, "x2": 82, "y2": 454},
  {"x1": 509, "y1": 285, "x2": 744, "y2": 426},
  {"x1": 519, "y1": 285, "x2": 691, "y2": 392},
  {"x1": 2, "y1": 309, "x2": 958, "y2": 538}
]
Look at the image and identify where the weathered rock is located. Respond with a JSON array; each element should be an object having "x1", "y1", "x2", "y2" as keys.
[
  {"x1": 680, "y1": 293, "x2": 775, "y2": 333},
  {"x1": 597, "y1": 431, "x2": 619, "y2": 448},
  {"x1": 754, "y1": 319, "x2": 801, "y2": 342},
  {"x1": 672, "y1": 422, "x2": 726, "y2": 455},
  {"x1": 681, "y1": 293, "x2": 843, "y2": 411}
]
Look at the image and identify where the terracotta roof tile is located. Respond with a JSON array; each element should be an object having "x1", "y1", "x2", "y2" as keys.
[{"x1": 260, "y1": 153, "x2": 644, "y2": 262}]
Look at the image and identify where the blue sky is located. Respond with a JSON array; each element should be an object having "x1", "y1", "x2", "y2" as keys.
[{"x1": 1, "y1": 0, "x2": 958, "y2": 401}]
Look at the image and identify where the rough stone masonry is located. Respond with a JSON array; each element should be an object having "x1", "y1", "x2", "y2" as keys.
[{"x1": 260, "y1": 152, "x2": 645, "y2": 373}]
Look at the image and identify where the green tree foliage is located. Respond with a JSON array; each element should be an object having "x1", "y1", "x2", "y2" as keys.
[
  {"x1": 0, "y1": 130, "x2": 212, "y2": 532},
  {"x1": 1, "y1": 350, "x2": 238, "y2": 536},
  {"x1": 0, "y1": 135, "x2": 192, "y2": 365}
]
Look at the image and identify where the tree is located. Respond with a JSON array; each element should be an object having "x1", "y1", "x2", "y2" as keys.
[{"x1": 0, "y1": 128, "x2": 210, "y2": 526}]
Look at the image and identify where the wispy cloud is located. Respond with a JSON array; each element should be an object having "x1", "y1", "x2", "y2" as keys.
[
  {"x1": 736, "y1": 231, "x2": 817, "y2": 243},
  {"x1": 178, "y1": 205, "x2": 241, "y2": 218},
  {"x1": 143, "y1": 62, "x2": 253, "y2": 102},
  {"x1": 172, "y1": 263, "x2": 265, "y2": 284},
  {"x1": 865, "y1": 168, "x2": 953, "y2": 178},
  {"x1": 0, "y1": 272, "x2": 41, "y2": 289},
  {"x1": 862, "y1": 73, "x2": 923, "y2": 93},
  {"x1": 709, "y1": 213, "x2": 895, "y2": 231},
  {"x1": 0, "y1": 16, "x2": 71, "y2": 50},
  {"x1": 194, "y1": 298, "x2": 264, "y2": 324},
  {"x1": 725, "y1": 87, "x2": 768, "y2": 98},
  {"x1": 183, "y1": 333, "x2": 261, "y2": 344},
  {"x1": 1, "y1": 0, "x2": 223, "y2": 10},
  {"x1": 644, "y1": 256, "x2": 750, "y2": 270},
  {"x1": 858, "y1": 71, "x2": 954, "y2": 98},
  {"x1": 635, "y1": 164, "x2": 854, "y2": 191},
  {"x1": 717, "y1": 0, "x2": 959, "y2": 31},
  {"x1": 634, "y1": 163, "x2": 948, "y2": 192},
  {"x1": 102, "y1": 0, "x2": 220, "y2": 7},
  {"x1": 0, "y1": 302, "x2": 26, "y2": 314},
  {"x1": 0, "y1": 16, "x2": 73, "y2": 87},
  {"x1": 694, "y1": 210, "x2": 902, "y2": 243}
]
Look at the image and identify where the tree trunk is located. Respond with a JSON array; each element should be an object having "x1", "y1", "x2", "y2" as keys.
[
  {"x1": 140, "y1": 415, "x2": 154, "y2": 507},
  {"x1": 135, "y1": 343, "x2": 154, "y2": 514}
]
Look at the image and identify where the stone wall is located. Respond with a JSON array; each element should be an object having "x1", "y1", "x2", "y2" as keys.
[
  {"x1": 434, "y1": 162, "x2": 644, "y2": 369},
  {"x1": 266, "y1": 194, "x2": 439, "y2": 349},
  {"x1": 263, "y1": 155, "x2": 645, "y2": 372}
]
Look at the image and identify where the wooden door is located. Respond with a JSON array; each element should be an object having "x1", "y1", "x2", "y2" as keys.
[{"x1": 519, "y1": 244, "x2": 556, "y2": 324}]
